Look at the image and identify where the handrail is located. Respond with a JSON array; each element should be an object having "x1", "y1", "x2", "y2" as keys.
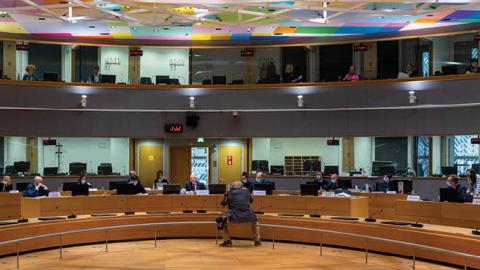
[{"x1": 0, "y1": 220, "x2": 479, "y2": 268}]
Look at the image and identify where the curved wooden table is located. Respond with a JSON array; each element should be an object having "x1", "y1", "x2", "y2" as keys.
[{"x1": 0, "y1": 213, "x2": 479, "y2": 269}]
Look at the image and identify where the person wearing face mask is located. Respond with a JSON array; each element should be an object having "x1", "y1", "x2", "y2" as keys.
[
  {"x1": 446, "y1": 175, "x2": 467, "y2": 203},
  {"x1": 250, "y1": 172, "x2": 271, "y2": 192},
  {"x1": 376, "y1": 174, "x2": 392, "y2": 192},
  {"x1": 153, "y1": 170, "x2": 169, "y2": 189},
  {"x1": 78, "y1": 174, "x2": 93, "y2": 188},
  {"x1": 183, "y1": 174, "x2": 207, "y2": 194},
  {"x1": 129, "y1": 175, "x2": 146, "y2": 194},
  {"x1": 466, "y1": 169, "x2": 480, "y2": 196},
  {"x1": 240, "y1": 172, "x2": 252, "y2": 191},
  {"x1": 0, "y1": 176, "x2": 12, "y2": 192},
  {"x1": 324, "y1": 174, "x2": 339, "y2": 191}
]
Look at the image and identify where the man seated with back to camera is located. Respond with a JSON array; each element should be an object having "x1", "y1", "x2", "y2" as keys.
[
  {"x1": 182, "y1": 174, "x2": 207, "y2": 194},
  {"x1": 0, "y1": 176, "x2": 12, "y2": 192},
  {"x1": 445, "y1": 175, "x2": 467, "y2": 202},
  {"x1": 250, "y1": 172, "x2": 270, "y2": 192},
  {"x1": 24, "y1": 176, "x2": 49, "y2": 197},
  {"x1": 218, "y1": 181, "x2": 261, "y2": 247},
  {"x1": 376, "y1": 174, "x2": 392, "y2": 192}
]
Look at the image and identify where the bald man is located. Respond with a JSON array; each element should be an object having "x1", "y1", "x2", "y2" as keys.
[
  {"x1": 24, "y1": 176, "x2": 49, "y2": 197},
  {"x1": 219, "y1": 181, "x2": 260, "y2": 247},
  {"x1": 183, "y1": 174, "x2": 206, "y2": 193}
]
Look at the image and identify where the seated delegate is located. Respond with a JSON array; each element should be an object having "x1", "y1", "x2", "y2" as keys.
[
  {"x1": 250, "y1": 172, "x2": 270, "y2": 192},
  {"x1": 24, "y1": 176, "x2": 49, "y2": 197},
  {"x1": 0, "y1": 176, "x2": 12, "y2": 192},
  {"x1": 183, "y1": 174, "x2": 207, "y2": 194},
  {"x1": 22, "y1": 64, "x2": 38, "y2": 81},
  {"x1": 375, "y1": 174, "x2": 392, "y2": 192},
  {"x1": 446, "y1": 175, "x2": 467, "y2": 202},
  {"x1": 240, "y1": 172, "x2": 252, "y2": 190},
  {"x1": 78, "y1": 174, "x2": 93, "y2": 188},
  {"x1": 129, "y1": 175, "x2": 146, "y2": 194},
  {"x1": 153, "y1": 170, "x2": 169, "y2": 189},
  {"x1": 218, "y1": 181, "x2": 261, "y2": 247}
]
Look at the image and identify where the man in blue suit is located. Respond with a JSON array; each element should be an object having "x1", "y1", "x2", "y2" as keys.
[
  {"x1": 24, "y1": 176, "x2": 49, "y2": 197},
  {"x1": 250, "y1": 172, "x2": 271, "y2": 192},
  {"x1": 183, "y1": 174, "x2": 207, "y2": 194}
]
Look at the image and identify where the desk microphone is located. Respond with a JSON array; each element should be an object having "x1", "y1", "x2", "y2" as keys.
[
  {"x1": 124, "y1": 208, "x2": 135, "y2": 215},
  {"x1": 197, "y1": 198, "x2": 208, "y2": 213},
  {"x1": 67, "y1": 212, "x2": 77, "y2": 219},
  {"x1": 364, "y1": 210, "x2": 383, "y2": 222},
  {"x1": 472, "y1": 228, "x2": 480, "y2": 235},
  {"x1": 411, "y1": 219, "x2": 424, "y2": 228},
  {"x1": 17, "y1": 216, "x2": 28, "y2": 223}
]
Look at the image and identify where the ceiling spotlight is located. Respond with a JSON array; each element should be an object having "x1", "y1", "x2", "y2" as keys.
[
  {"x1": 189, "y1": 96, "x2": 195, "y2": 109},
  {"x1": 297, "y1": 95, "x2": 304, "y2": 108},
  {"x1": 408, "y1": 91, "x2": 417, "y2": 105},
  {"x1": 80, "y1": 95, "x2": 88, "y2": 108}
]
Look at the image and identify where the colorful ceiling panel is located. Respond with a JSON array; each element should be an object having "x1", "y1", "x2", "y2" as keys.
[{"x1": 0, "y1": 1, "x2": 478, "y2": 46}]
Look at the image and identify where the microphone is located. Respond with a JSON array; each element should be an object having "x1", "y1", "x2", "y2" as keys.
[
  {"x1": 309, "y1": 210, "x2": 321, "y2": 218},
  {"x1": 364, "y1": 209, "x2": 383, "y2": 222},
  {"x1": 17, "y1": 215, "x2": 28, "y2": 223},
  {"x1": 411, "y1": 219, "x2": 424, "y2": 228},
  {"x1": 197, "y1": 198, "x2": 207, "y2": 213},
  {"x1": 472, "y1": 228, "x2": 480, "y2": 235},
  {"x1": 67, "y1": 212, "x2": 77, "y2": 219},
  {"x1": 124, "y1": 207, "x2": 135, "y2": 215}
]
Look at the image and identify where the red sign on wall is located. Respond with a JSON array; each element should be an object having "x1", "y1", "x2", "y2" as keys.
[{"x1": 227, "y1": 156, "x2": 233, "y2": 166}]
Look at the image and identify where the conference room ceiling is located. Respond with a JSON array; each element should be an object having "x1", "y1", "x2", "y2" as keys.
[{"x1": 0, "y1": 0, "x2": 479, "y2": 46}]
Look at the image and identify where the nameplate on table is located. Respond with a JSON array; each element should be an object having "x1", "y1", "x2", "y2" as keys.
[
  {"x1": 322, "y1": 191, "x2": 335, "y2": 197},
  {"x1": 89, "y1": 188, "x2": 98, "y2": 192},
  {"x1": 48, "y1": 192, "x2": 61, "y2": 198},
  {"x1": 406, "y1": 195, "x2": 421, "y2": 201},
  {"x1": 196, "y1": 190, "x2": 209, "y2": 195},
  {"x1": 386, "y1": 191, "x2": 397, "y2": 194},
  {"x1": 9, "y1": 190, "x2": 19, "y2": 193},
  {"x1": 472, "y1": 198, "x2": 480, "y2": 205},
  {"x1": 253, "y1": 190, "x2": 266, "y2": 196}
]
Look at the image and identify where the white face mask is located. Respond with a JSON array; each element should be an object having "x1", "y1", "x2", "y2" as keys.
[
  {"x1": 255, "y1": 178, "x2": 261, "y2": 183},
  {"x1": 446, "y1": 181, "x2": 452, "y2": 187},
  {"x1": 81, "y1": 180, "x2": 87, "y2": 184},
  {"x1": 316, "y1": 175, "x2": 322, "y2": 180},
  {"x1": 2, "y1": 180, "x2": 7, "y2": 185},
  {"x1": 331, "y1": 179, "x2": 337, "y2": 183},
  {"x1": 132, "y1": 180, "x2": 138, "y2": 185}
]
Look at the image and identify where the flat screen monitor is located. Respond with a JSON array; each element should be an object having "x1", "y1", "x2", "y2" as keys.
[
  {"x1": 163, "y1": 184, "x2": 181, "y2": 195},
  {"x1": 43, "y1": 167, "x2": 58, "y2": 176},
  {"x1": 388, "y1": 180, "x2": 413, "y2": 194},
  {"x1": 231, "y1": 80, "x2": 244, "y2": 84},
  {"x1": 337, "y1": 179, "x2": 352, "y2": 189},
  {"x1": 14, "y1": 161, "x2": 30, "y2": 173},
  {"x1": 43, "y1": 72, "x2": 59, "y2": 82},
  {"x1": 208, "y1": 184, "x2": 226, "y2": 194},
  {"x1": 140, "y1": 77, "x2": 152, "y2": 84},
  {"x1": 168, "y1": 78, "x2": 180, "y2": 85},
  {"x1": 441, "y1": 166, "x2": 458, "y2": 176},
  {"x1": 101, "y1": 74, "x2": 116, "y2": 84},
  {"x1": 379, "y1": 166, "x2": 395, "y2": 176},
  {"x1": 116, "y1": 183, "x2": 136, "y2": 195},
  {"x1": 71, "y1": 184, "x2": 89, "y2": 196},
  {"x1": 69, "y1": 162, "x2": 87, "y2": 175},
  {"x1": 439, "y1": 188, "x2": 463, "y2": 203},
  {"x1": 305, "y1": 181, "x2": 321, "y2": 190},
  {"x1": 472, "y1": 164, "x2": 480, "y2": 174},
  {"x1": 212, "y1": 76, "x2": 226, "y2": 85},
  {"x1": 270, "y1": 166, "x2": 284, "y2": 175},
  {"x1": 323, "y1": 166, "x2": 339, "y2": 176},
  {"x1": 156, "y1": 75, "x2": 170, "y2": 84},
  {"x1": 442, "y1": 65, "x2": 458, "y2": 75},
  {"x1": 98, "y1": 164, "x2": 112, "y2": 175},
  {"x1": 109, "y1": 181, "x2": 125, "y2": 190},
  {"x1": 4, "y1": 166, "x2": 15, "y2": 175},
  {"x1": 252, "y1": 160, "x2": 269, "y2": 173},
  {"x1": 253, "y1": 183, "x2": 275, "y2": 195},
  {"x1": 62, "y1": 182, "x2": 78, "y2": 191},
  {"x1": 372, "y1": 161, "x2": 394, "y2": 176},
  {"x1": 300, "y1": 184, "x2": 318, "y2": 196},
  {"x1": 16, "y1": 182, "x2": 29, "y2": 192}
]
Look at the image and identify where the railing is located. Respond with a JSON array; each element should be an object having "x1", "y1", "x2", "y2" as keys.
[{"x1": 0, "y1": 221, "x2": 479, "y2": 270}]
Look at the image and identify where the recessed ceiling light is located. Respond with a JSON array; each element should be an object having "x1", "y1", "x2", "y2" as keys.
[
  {"x1": 378, "y1": 16, "x2": 384, "y2": 19},
  {"x1": 153, "y1": 29, "x2": 159, "y2": 32},
  {"x1": 38, "y1": 17, "x2": 45, "y2": 20}
]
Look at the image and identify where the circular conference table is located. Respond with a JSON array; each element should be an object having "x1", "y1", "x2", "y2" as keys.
[{"x1": 0, "y1": 194, "x2": 479, "y2": 269}]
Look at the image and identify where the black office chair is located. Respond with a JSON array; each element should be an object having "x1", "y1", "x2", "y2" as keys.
[
  {"x1": 212, "y1": 76, "x2": 226, "y2": 85},
  {"x1": 231, "y1": 80, "x2": 244, "y2": 84},
  {"x1": 202, "y1": 79, "x2": 212, "y2": 85},
  {"x1": 140, "y1": 77, "x2": 152, "y2": 84}
]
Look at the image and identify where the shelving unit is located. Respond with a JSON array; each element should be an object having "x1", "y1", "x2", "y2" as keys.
[{"x1": 284, "y1": 156, "x2": 320, "y2": 176}]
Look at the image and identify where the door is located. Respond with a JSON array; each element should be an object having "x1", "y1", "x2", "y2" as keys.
[
  {"x1": 218, "y1": 146, "x2": 242, "y2": 184},
  {"x1": 138, "y1": 146, "x2": 163, "y2": 188},
  {"x1": 169, "y1": 146, "x2": 191, "y2": 184}
]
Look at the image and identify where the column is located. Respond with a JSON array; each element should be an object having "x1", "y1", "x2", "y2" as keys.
[
  {"x1": 363, "y1": 42, "x2": 377, "y2": 80},
  {"x1": 342, "y1": 137, "x2": 355, "y2": 173},
  {"x1": 2, "y1": 41, "x2": 16, "y2": 79},
  {"x1": 431, "y1": 136, "x2": 442, "y2": 175},
  {"x1": 61, "y1": 45, "x2": 73, "y2": 82},
  {"x1": 16, "y1": 42, "x2": 28, "y2": 80},
  {"x1": 128, "y1": 47, "x2": 140, "y2": 84}
]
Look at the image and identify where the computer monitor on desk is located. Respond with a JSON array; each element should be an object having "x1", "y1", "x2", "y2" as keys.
[
  {"x1": 388, "y1": 180, "x2": 413, "y2": 194},
  {"x1": 253, "y1": 183, "x2": 275, "y2": 195},
  {"x1": 43, "y1": 167, "x2": 58, "y2": 176},
  {"x1": 156, "y1": 75, "x2": 169, "y2": 84},
  {"x1": 62, "y1": 182, "x2": 78, "y2": 191},
  {"x1": 116, "y1": 183, "x2": 136, "y2": 195},
  {"x1": 14, "y1": 161, "x2": 30, "y2": 174},
  {"x1": 98, "y1": 164, "x2": 112, "y2": 175},
  {"x1": 69, "y1": 162, "x2": 87, "y2": 175},
  {"x1": 323, "y1": 166, "x2": 339, "y2": 176},
  {"x1": 300, "y1": 184, "x2": 318, "y2": 196},
  {"x1": 208, "y1": 184, "x2": 226, "y2": 194},
  {"x1": 109, "y1": 181, "x2": 125, "y2": 190},
  {"x1": 163, "y1": 184, "x2": 181, "y2": 195},
  {"x1": 101, "y1": 75, "x2": 116, "y2": 84},
  {"x1": 71, "y1": 184, "x2": 89, "y2": 196},
  {"x1": 16, "y1": 182, "x2": 29, "y2": 192},
  {"x1": 43, "y1": 72, "x2": 59, "y2": 82},
  {"x1": 441, "y1": 166, "x2": 458, "y2": 176}
]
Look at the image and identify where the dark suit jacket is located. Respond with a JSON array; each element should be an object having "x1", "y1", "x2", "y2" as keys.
[
  {"x1": 131, "y1": 182, "x2": 146, "y2": 194},
  {"x1": 448, "y1": 184, "x2": 468, "y2": 202},
  {"x1": 221, "y1": 188, "x2": 256, "y2": 223},
  {"x1": 24, "y1": 183, "x2": 49, "y2": 197},
  {"x1": 22, "y1": 74, "x2": 38, "y2": 81},
  {"x1": 184, "y1": 181, "x2": 207, "y2": 192},
  {"x1": 0, "y1": 183, "x2": 12, "y2": 192},
  {"x1": 250, "y1": 179, "x2": 271, "y2": 192},
  {"x1": 375, "y1": 181, "x2": 390, "y2": 192}
]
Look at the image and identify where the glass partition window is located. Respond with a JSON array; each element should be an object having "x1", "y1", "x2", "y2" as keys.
[
  {"x1": 449, "y1": 135, "x2": 479, "y2": 175},
  {"x1": 415, "y1": 136, "x2": 431, "y2": 177}
]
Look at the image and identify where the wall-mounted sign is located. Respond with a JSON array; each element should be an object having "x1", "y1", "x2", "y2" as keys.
[
  {"x1": 165, "y1": 124, "x2": 183, "y2": 133},
  {"x1": 327, "y1": 139, "x2": 340, "y2": 146},
  {"x1": 227, "y1": 155, "x2": 233, "y2": 166},
  {"x1": 241, "y1": 48, "x2": 255, "y2": 57},
  {"x1": 471, "y1": 138, "x2": 480, "y2": 144},
  {"x1": 354, "y1": 44, "x2": 368, "y2": 52},
  {"x1": 129, "y1": 49, "x2": 143, "y2": 56},
  {"x1": 16, "y1": 44, "x2": 30, "y2": 51},
  {"x1": 474, "y1": 34, "x2": 480, "y2": 41}
]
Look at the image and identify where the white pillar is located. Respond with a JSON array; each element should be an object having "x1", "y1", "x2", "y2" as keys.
[
  {"x1": 4, "y1": 137, "x2": 27, "y2": 166},
  {"x1": 15, "y1": 42, "x2": 28, "y2": 80},
  {"x1": 432, "y1": 136, "x2": 442, "y2": 175},
  {"x1": 354, "y1": 137, "x2": 373, "y2": 175},
  {"x1": 61, "y1": 45, "x2": 73, "y2": 82}
]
